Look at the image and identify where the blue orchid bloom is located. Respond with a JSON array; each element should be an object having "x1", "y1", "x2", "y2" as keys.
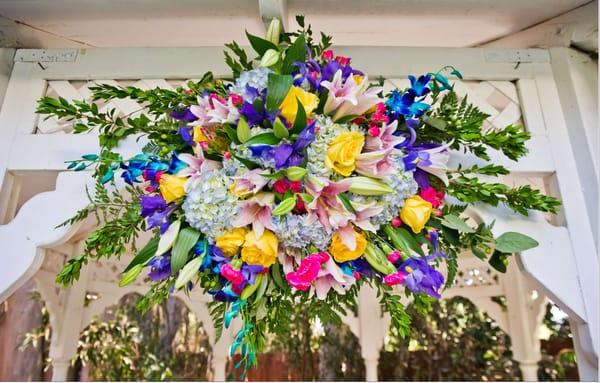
[
  {"x1": 433, "y1": 73, "x2": 454, "y2": 91},
  {"x1": 120, "y1": 154, "x2": 149, "y2": 185},
  {"x1": 408, "y1": 74, "x2": 431, "y2": 97},
  {"x1": 386, "y1": 89, "x2": 430, "y2": 118}
]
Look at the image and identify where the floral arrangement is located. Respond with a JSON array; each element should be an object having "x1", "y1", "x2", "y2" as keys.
[{"x1": 38, "y1": 17, "x2": 560, "y2": 373}]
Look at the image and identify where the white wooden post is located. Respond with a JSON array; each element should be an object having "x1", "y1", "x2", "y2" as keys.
[
  {"x1": 358, "y1": 286, "x2": 389, "y2": 381},
  {"x1": 504, "y1": 262, "x2": 545, "y2": 381},
  {"x1": 48, "y1": 241, "x2": 90, "y2": 381}
]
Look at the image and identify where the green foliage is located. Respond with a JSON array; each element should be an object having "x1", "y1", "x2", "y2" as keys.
[
  {"x1": 379, "y1": 296, "x2": 523, "y2": 381},
  {"x1": 447, "y1": 175, "x2": 561, "y2": 215},
  {"x1": 427, "y1": 92, "x2": 530, "y2": 161}
]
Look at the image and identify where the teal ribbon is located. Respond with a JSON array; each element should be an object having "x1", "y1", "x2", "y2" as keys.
[
  {"x1": 224, "y1": 298, "x2": 246, "y2": 328},
  {"x1": 229, "y1": 321, "x2": 256, "y2": 378}
]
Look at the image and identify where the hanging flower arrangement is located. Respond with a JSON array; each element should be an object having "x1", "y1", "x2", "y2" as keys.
[{"x1": 38, "y1": 16, "x2": 560, "y2": 374}]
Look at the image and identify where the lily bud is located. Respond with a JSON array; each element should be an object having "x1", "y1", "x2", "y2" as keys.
[
  {"x1": 260, "y1": 49, "x2": 280, "y2": 67},
  {"x1": 286, "y1": 166, "x2": 307, "y2": 181},
  {"x1": 348, "y1": 176, "x2": 393, "y2": 196},
  {"x1": 266, "y1": 18, "x2": 281, "y2": 45},
  {"x1": 272, "y1": 196, "x2": 297, "y2": 216}
]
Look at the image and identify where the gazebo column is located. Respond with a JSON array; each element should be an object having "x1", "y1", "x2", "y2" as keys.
[
  {"x1": 504, "y1": 262, "x2": 544, "y2": 381},
  {"x1": 357, "y1": 286, "x2": 389, "y2": 381},
  {"x1": 48, "y1": 242, "x2": 90, "y2": 381},
  {"x1": 211, "y1": 322, "x2": 238, "y2": 381}
]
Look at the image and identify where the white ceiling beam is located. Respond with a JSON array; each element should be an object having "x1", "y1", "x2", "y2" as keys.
[
  {"x1": 258, "y1": 0, "x2": 288, "y2": 31},
  {"x1": 480, "y1": 1, "x2": 598, "y2": 52}
]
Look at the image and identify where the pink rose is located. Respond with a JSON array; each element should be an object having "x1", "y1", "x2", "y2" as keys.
[
  {"x1": 286, "y1": 252, "x2": 330, "y2": 291},
  {"x1": 419, "y1": 187, "x2": 445, "y2": 208},
  {"x1": 383, "y1": 271, "x2": 407, "y2": 286}
]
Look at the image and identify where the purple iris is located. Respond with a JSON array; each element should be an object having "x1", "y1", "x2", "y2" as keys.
[
  {"x1": 249, "y1": 122, "x2": 315, "y2": 169},
  {"x1": 140, "y1": 195, "x2": 172, "y2": 233},
  {"x1": 386, "y1": 89, "x2": 430, "y2": 118},
  {"x1": 292, "y1": 60, "x2": 321, "y2": 90},
  {"x1": 400, "y1": 258, "x2": 445, "y2": 298},
  {"x1": 320, "y1": 59, "x2": 363, "y2": 84},
  {"x1": 413, "y1": 168, "x2": 431, "y2": 189},
  {"x1": 428, "y1": 230, "x2": 446, "y2": 259},
  {"x1": 148, "y1": 255, "x2": 171, "y2": 281},
  {"x1": 178, "y1": 126, "x2": 194, "y2": 146},
  {"x1": 240, "y1": 264, "x2": 265, "y2": 287},
  {"x1": 171, "y1": 107, "x2": 198, "y2": 122},
  {"x1": 209, "y1": 285, "x2": 239, "y2": 302},
  {"x1": 403, "y1": 143, "x2": 440, "y2": 171}
]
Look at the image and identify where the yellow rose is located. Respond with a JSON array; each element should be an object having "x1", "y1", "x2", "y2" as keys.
[
  {"x1": 279, "y1": 86, "x2": 319, "y2": 123},
  {"x1": 241, "y1": 230, "x2": 279, "y2": 267},
  {"x1": 159, "y1": 174, "x2": 187, "y2": 203},
  {"x1": 400, "y1": 195, "x2": 433, "y2": 233},
  {"x1": 329, "y1": 228, "x2": 367, "y2": 263},
  {"x1": 193, "y1": 126, "x2": 208, "y2": 143},
  {"x1": 215, "y1": 227, "x2": 248, "y2": 257},
  {"x1": 325, "y1": 131, "x2": 365, "y2": 176}
]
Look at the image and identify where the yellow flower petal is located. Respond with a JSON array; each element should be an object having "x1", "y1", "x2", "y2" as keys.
[
  {"x1": 325, "y1": 131, "x2": 365, "y2": 176},
  {"x1": 329, "y1": 228, "x2": 367, "y2": 263},
  {"x1": 159, "y1": 174, "x2": 188, "y2": 203},
  {"x1": 279, "y1": 86, "x2": 319, "y2": 123},
  {"x1": 215, "y1": 227, "x2": 248, "y2": 257},
  {"x1": 241, "y1": 229, "x2": 279, "y2": 267},
  {"x1": 400, "y1": 195, "x2": 433, "y2": 233}
]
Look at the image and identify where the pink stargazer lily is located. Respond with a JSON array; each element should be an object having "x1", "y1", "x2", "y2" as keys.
[
  {"x1": 231, "y1": 169, "x2": 269, "y2": 196},
  {"x1": 177, "y1": 144, "x2": 222, "y2": 181},
  {"x1": 332, "y1": 77, "x2": 383, "y2": 122},
  {"x1": 232, "y1": 192, "x2": 275, "y2": 238},
  {"x1": 365, "y1": 120, "x2": 407, "y2": 151},
  {"x1": 304, "y1": 175, "x2": 355, "y2": 232},
  {"x1": 334, "y1": 199, "x2": 383, "y2": 251},
  {"x1": 190, "y1": 95, "x2": 239, "y2": 127},
  {"x1": 312, "y1": 257, "x2": 357, "y2": 300},
  {"x1": 320, "y1": 69, "x2": 360, "y2": 115},
  {"x1": 355, "y1": 149, "x2": 395, "y2": 178}
]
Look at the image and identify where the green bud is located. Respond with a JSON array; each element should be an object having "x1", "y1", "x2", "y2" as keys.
[
  {"x1": 241, "y1": 274, "x2": 263, "y2": 300},
  {"x1": 348, "y1": 176, "x2": 394, "y2": 195},
  {"x1": 260, "y1": 49, "x2": 280, "y2": 67},
  {"x1": 286, "y1": 166, "x2": 307, "y2": 181},
  {"x1": 272, "y1": 117, "x2": 289, "y2": 139},
  {"x1": 119, "y1": 264, "x2": 143, "y2": 287},
  {"x1": 230, "y1": 258, "x2": 242, "y2": 270},
  {"x1": 265, "y1": 18, "x2": 281, "y2": 45},
  {"x1": 272, "y1": 196, "x2": 297, "y2": 216},
  {"x1": 236, "y1": 116, "x2": 252, "y2": 143}
]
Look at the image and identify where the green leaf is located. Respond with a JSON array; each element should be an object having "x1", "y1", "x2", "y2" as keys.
[
  {"x1": 489, "y1": 250, "x2": 509, "y2": 273},
  {"x1": 384, "y1": 225, "x2": 425, "y2": 257},
  {"x1": 254, "y1": 273, "x2": 269, "y2": 303},
  {"x1": 272, "y1": 118, "x2": 289, "y2": 139},
  {"x1": 124, "y1": 235, "x2": 159, "y2": 272},
  {"x1": 281, "y1": 34, "x2": 306, "y2": 74},
  {"x1": 171, "y1": 228, "x2": 201, "y2": 274},
  {"x1": 422, "y1": 115, "x2": 447, "y2": 131},
  {"x1": 245, "y1": 31, "x2": 279, "y2": 56},
  {"x1": 223, "y1": 124, "x2": 240, "y2": 144},
  {"x1": 236, "y1": 117, "x2": 252, "y2": 143},
  {"x1": 119, "y1": 264, "x2": 143, "y2": 287},
  {"x1": 334, "y1": 114, "x2": 360, "y2": 124},
  {"x1": 231, "y1": 153, "x2": 260, "y2": 170},
  {"x1": 495, "y1": 232, "x2": 539, "y2": 253},
  {"x1": 338, "y1": 192, "x2": 357, "y2": 214},
  {"x1": 272, "y1": 196, "x2": 297, "y2": 216},
  {"x1": 271, "y1": 263, "x2": 285, "y2": 289},
  {"x1": 290, "y1": 98, "x2": 307, "y2": 134},
  {"x1": 439, "y1": 214, "x2": 475, "y2": 233},
  {"x1": 175, "y1": 255, "x2": 204, "y2": 289},
  {"x1": 266, "y1": 73, "x2": 293, "y2": 113},
  {"x1": 244, "y1": 132, "x2": 281, "y2": 146}
]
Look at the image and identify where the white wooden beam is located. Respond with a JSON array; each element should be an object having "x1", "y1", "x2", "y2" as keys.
[{"x1": 480, "y1": 1, "x2": 598, "y2": 52}]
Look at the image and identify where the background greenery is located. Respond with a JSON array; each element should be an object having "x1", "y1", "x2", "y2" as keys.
[{"x1": 22, "y1": 294, "x2": 578, "y2": 381}]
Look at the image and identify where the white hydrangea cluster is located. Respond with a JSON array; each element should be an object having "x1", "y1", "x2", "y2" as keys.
[
  {"x1": 182, "y1": 169, "x2": 239, "y2": 242},
  {"x1": 369, "y1": 154, "x2": 418, "y2": 226},
  {"x1": 229, "y1": 67, "x2": 272, "y2": 100},
  {"x1": 273, "y1": 214, "x2": 332, "y2": 251},
  {"x1": 306, "y1": 116, "x2": 363, "y2": 177}
]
